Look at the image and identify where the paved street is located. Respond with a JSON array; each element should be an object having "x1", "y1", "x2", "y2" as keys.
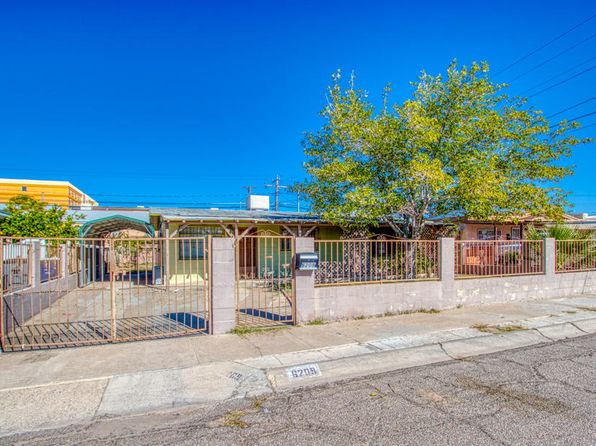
[{"x1": 6, "y1": 334, "x2": 595, "y2": 445}]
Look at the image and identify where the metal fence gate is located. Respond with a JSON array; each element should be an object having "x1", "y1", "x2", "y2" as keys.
[
  {"x1": 0, "y1": 236, "x2": 211, "y2": 351},
  {"x1": 235, "y1": 235, "x2": 295, "y2": 327}
]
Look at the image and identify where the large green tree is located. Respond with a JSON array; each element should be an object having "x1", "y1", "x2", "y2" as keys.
[
  {"x1": 299, "y1": 62, "x2": 589, "y2": 239},
  {"x1": 0, "y1": 195, "x2": 80, "y2": 238}
]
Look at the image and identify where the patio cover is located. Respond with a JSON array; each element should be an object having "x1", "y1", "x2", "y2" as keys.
[{"x1": 79, "y1": 215, "x2": 155, "y2": 238}]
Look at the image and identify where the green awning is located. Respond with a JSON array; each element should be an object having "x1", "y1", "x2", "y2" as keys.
[{"x1": 80, "y1": 215, "x2": 155, "y2": 238}]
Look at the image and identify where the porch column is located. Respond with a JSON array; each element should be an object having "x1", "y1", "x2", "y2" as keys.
[
  {"x1": 295, "y1": 237, "x2": 316, "y2": 323},
  {"x1": 210, "y1": 237, "x2": 236, "y2": 334}
]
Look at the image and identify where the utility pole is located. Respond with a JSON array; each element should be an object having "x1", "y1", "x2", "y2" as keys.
[
  {"x1": 265, "y1": 175, "x2": 289, "y2": 212},
  {"x1": 243, "y1": 185, "x2": 253, "y2": 196}
]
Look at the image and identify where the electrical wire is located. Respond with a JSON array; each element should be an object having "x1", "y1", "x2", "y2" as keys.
[
  {"x1": 547, "y1": 97, "x2": 596, "y2": 119},
  {"x1": 520, "y1": 55, "x2": 596, "y2": 95},
  {"x1": 508, "y1": 32, "x2": 596, "y2": 82},
  {"x1": 552, "y1": 110, "x2": 596, "y2": 127},
  {"x1": 528, "y1": 65, "x2": 596, "y2": 98},
  {"x1": 495, "y1": 13, "x2": 596, "y2": 76}
]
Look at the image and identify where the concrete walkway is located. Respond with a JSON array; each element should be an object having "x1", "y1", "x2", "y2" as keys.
[{"x1": 1, "y1": 294, "x2": 596, "y2": 437}]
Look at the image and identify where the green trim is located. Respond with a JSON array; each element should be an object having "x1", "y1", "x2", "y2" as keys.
[{"x1": 79, "y1": 214, "x2": 155, "y2": 237}]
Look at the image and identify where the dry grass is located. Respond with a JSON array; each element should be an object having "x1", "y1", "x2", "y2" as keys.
[
  {"x1": 230, "y1": 326, "x2": 288, "y2": 336},
  {"x1": 251, "y1": 397, "x2": 266, "y2": 411},
  {"x1": 221, "y1": 410, "x2": 249, "y2": 429},
  {"x1": 306, "y1": 318, "x2": 327, "y2": 326},
  {"x1": 351, "y1": 308, "x2": 442, "y2": 321},
  {"x1": 418, "y1": 308, "x2": 441, "y2": 314},
  {"x1": 472, "y1": 323, "x2": 527, "y2": 334}
]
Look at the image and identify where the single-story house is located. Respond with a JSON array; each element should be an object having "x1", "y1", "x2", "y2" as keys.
[
  {"x1": 435, "y1": 213, "x2": 594, "y2": 241},
  {"x1": 148, "y1": 208, "x2": 346, "y2": 283}
]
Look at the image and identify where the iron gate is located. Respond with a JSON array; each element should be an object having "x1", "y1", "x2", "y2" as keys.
[
  {"x1": 0, "y1": 236, "x2": 211, "y2": 351},
  {"x1": 235, "y1": 235, "x2": 295, "y2": 327}
]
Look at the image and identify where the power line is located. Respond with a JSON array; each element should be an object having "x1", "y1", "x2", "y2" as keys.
[
  {"x1": 90, "y1": 193, "x2": 244, "y2": 198},
  {"x1": 495, "y1": 13, "x2": 596, "y2": 76},
  {"x1": 528, "y1": 65, "x2": 596, "y2": 98},
  {"x1": 569, "y1": 121, "x2": 596, "y2": 132},
  {"x1": 553, "y1": 110, "x2": 596, "y2": 127},
  {"x1": 0, "y1": 188, "x2": 245, "y2": 199},
  {"x1": 547, "y1": 97, "x2": 596, "y2": 119},
  {"x1": 508, "y1": 31, "x2": 596, "y2": 83},
  {"x1": 0, "y1": 167, "x2": 300, "y2": 182},
  {"x1": 520, "y1": 55, "x2": 596, "y2": 95},
  {"x1": 566, "y1": 110, "x2": 596, "y2": 121}
]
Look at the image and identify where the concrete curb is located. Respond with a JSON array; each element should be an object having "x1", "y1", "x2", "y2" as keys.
[
  {"x1": 1, "y1": 316, "x2": 595, "y2": 437},
  {"x1": 265, "y1": 319, "x2": 596, "y2": 391}
]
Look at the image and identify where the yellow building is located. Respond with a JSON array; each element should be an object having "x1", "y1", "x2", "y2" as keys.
[{"x1": 0, "y1": 178, "x2": 98, "y2": 208}]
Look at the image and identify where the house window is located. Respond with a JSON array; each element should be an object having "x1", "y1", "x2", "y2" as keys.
[
  {"x1": 477, "y1": 228, "x2": 501, "y2": 240},
  {"x1": 21, "y1": 186, "x2": 27, "y2": 191},
  {"x1": 279, "y1": 229, "x2": 295, "y2": 251},
  {"x1": 179, "y1": 238, "x2": 205, "y2": 260},
  {"x1": 178, "y1": 226, "x2": 224, "y2": 260},
  {"x1": 280, "y1": 238, "x2": 292, "y2": 251},
  {"x1": 511, "y1": 227, "x2": 521, "y2": 240}
]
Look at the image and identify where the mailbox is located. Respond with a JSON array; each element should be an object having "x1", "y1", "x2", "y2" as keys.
[{"x1": 295, "y1": 252, "x2": 319, "y2": 270}]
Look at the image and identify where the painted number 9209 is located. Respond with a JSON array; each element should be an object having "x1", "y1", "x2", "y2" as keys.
[{"x1": 287, "y1": 363, "x2": 322, "y2": 380}]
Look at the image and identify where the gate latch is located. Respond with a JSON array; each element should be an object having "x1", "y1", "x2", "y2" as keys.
[{"x1": 295, "y1": 252, "x2": 319, "y2": 271}]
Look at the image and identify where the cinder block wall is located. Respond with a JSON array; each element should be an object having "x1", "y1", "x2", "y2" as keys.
[{"x1": 305, "y1": 238, "x2": 596, "y2": 322}]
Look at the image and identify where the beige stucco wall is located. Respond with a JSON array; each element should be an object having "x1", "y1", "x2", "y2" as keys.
[{"x1": 460, "y1": 223, "x2": 523, "y2": 240}]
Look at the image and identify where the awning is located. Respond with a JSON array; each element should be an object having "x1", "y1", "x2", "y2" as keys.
[{"x1": 79, "y1": 215, "x2": 155, "y2": 238}]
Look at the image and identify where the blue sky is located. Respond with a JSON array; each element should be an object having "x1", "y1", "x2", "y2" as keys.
[{"x1": 0, "y1": 1, "x2": 594, "y2": 212}]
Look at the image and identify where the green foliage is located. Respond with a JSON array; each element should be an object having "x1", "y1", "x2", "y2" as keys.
[
  {"x1": 298, "y1": 61, "x2": 590, "y2": 238},
  {"x1": 526, "y1": 223, "x2": 595, "y2": 271},
  {"x1": 0, "y1": 195, "x2": 80, "y2": 238},
  {"x1": 230, "y1": 325, "x2": 288, "y2": 336},
  {"x1": 524, "y1": 223, "x2": 591, "y2": 240}
]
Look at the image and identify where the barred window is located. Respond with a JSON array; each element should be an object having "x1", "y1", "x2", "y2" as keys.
[
  {"x1": 280, "y1": 229, "x2": 294, "y2": 251},
  {"x1": 280, "y1": 238, "x2": 292, "y2": 251},
  {"x1": 178, "y1": 226, "x2": 224, "y2": 260}
]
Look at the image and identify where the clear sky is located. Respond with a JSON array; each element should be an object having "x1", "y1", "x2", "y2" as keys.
[{"x1": 1, "y1": 1, "x2": 594, "y2": 212}]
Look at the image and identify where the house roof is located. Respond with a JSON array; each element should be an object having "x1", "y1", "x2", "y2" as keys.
[{"x1": 150, "y1": 207, "x2": 323, "y2": 224}]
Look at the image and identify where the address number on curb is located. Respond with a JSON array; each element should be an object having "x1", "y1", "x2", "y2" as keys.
[{"x1": 287, "y1": 363, "x2": 322, "y2": 380}]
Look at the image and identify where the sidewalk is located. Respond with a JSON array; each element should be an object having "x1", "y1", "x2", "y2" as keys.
[{"x1": 1, "y1": 294, "x2": 595, "y2": 436}]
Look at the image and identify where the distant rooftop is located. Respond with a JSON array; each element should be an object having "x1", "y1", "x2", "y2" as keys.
[{"x1": 0, "y1": 178, "x2": 97, "y2": 206}]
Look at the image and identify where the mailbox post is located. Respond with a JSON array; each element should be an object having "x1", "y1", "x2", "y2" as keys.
[
  {"x1": 295, "y1": 252, "x2": 319, "y2": 271},
  {"x1": 294, "y1": 238, "x2": 317, "y2": 323}
]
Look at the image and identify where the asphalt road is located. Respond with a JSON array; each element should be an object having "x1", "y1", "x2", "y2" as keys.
[{"x1": 6, "y1": 334, "x2": 596, "y2": 446}]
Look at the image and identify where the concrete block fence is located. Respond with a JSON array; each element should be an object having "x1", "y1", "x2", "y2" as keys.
[{"x1": 209, "y1": 237, "x2": 596, "y2": 332}]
